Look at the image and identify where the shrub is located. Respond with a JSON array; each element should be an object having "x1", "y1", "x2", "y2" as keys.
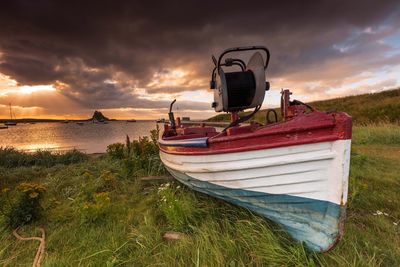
[
  {"x1": 32, "y1": 150, "x2": 56, "y2": 167},
  {"x1": 106, "y1": 143, "x2": 125, "y2": 160},
  {"x1": 0, "y1": 147, "x2": 30, "y2": 167},
  {"x1": 107, "y1": 128, "x2": 166, "y2": 179},
  {"x1": 123, "y1": 136, "x2": 165, "y2": 178},
  {"x1": 150, "y1": 124, "x2": 160, "y2": 145},
  {"x1": 77, "y1": 192, "x2": 111, "y2": 223},
  {"x1": 99, "y1": 170, "x2": 118, "y2": 191},
  {"x1": 59, "y1": 149, "x2": 89, "y2": 164},
  {"x1": 0, "y1": 182, "x2": 46, "y2": 228}
]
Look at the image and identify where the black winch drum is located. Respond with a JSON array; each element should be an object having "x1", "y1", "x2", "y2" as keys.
[
  {"x1": 213, "y1": 51, "x2": 266, "y2": 112},
  {"x1": 224, "y1": 71, "x2": 256, "y2": 109}
]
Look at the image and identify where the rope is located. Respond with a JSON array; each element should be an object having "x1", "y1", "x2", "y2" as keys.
[{"x1": 13, "y1": 227, "x2": 45, "y2": 267}]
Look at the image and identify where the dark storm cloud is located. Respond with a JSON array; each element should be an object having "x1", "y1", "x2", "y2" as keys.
[{"x1": 0, "y1": 0, "x2": 399, "y2": 110}]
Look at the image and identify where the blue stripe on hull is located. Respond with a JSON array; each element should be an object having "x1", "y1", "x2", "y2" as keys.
[{"x1": 166, "y1": 167, "x2": 344, "y2": 252}]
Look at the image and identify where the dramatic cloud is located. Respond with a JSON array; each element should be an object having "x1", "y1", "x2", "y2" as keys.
[{"x1": 0, "y1": 0, "x2": 399, "y2": 119}]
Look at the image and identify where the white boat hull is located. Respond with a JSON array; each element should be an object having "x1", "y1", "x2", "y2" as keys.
[{"x1": 160, "y1": 139, "x2": 351, "y2": 252}]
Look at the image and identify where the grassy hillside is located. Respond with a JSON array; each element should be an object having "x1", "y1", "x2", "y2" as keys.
[
  {"x1": 0, "y1": 126, "x2": 399, "y2": 266},
  {"x1": 208, "y1": 88, "x2": 400, "y2": 124}
]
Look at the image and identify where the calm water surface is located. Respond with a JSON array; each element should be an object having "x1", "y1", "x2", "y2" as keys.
[{"x1": 0, "y1": 121, "x2": 158, "y2": 153}]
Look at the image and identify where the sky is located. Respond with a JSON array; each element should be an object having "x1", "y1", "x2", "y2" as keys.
[{"x1": 0, "y1": 1, "x2": 400, "y2": 120}]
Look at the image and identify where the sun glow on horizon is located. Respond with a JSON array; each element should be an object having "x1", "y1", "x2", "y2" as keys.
[
  {"x1": 0, "y1": 74, "x2": 56, "y2": 96},
  {"x1": 19, "y1": 84, "x2": 56, "y2": 94}
]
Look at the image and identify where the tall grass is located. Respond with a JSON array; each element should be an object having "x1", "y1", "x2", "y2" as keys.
[
  {"x1": 0, "y1": 147, "x2": 88, "y2": 168},
  {"x1": 352, "y1": 123, "x2": 400, "y2": 145}
]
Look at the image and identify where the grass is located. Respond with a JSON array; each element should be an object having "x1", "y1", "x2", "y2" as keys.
[
  {"x1": 0, "y1": 126, "x2": 399, "y2": 266},
  {"x1": 207, "y1": 88, "x2": 400, "y2": 125},
  {"x1": 0, "y1": 147, "x2": 88, "y2": 168}
]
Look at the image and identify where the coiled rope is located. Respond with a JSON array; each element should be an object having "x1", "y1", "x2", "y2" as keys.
[{"x1": 13, "y1": 227, "x2": 45, "y2": 267}]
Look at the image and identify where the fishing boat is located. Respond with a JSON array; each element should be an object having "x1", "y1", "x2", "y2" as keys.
[
  {"x1": 4, "y1": 103, "x2": 17, "y2": 126},
  {"x1": 158, "y1": 46, "x2": 352, "y2": 252}
]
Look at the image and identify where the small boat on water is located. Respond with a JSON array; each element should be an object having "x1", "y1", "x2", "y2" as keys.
[
  {"x1": 0, "y1": 125, "x2": 8, "y2": 129},
  {"x1": 158, "y1": 46, "x2": 352, "y2": 252},
  {"x1": 4, "y1": 103, "x2": 17, "y2": 126},
  {"x1": 93, "y1": 119, "x2": 108, "y2": 124},
  {"x1": 127, "y1": 119, "x2": 137, "y2": 122},
  {"x1": 76, "y1": 121, "x2": 84, "y2": 125}
]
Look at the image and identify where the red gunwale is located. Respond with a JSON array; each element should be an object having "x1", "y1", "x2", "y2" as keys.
[{"x1": 159, "y1": 111, "x2": 352, "y2": 155}]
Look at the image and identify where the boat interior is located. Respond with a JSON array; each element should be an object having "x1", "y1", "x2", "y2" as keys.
[{"x1": 161, "y1": 46, "x2": 341, "y2": 143}]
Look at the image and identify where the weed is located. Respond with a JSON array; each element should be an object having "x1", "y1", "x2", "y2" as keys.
[
  {"x1": 157, "y1": 183, "x2": 198, "y2": 232},
  {"x1": 106, "y1": 143, "x2": 125, "y2": 160},
  {"x1": 106, "y1": 130, "x2": 166, "y2": 179},
  {"x1": 0, "y1": 182, "x2": 46, "y2": 228},
  {"x1": 77, "y1": 192, "x2": 111, "y2": 223}
]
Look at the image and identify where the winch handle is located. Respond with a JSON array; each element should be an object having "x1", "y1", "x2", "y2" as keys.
[
  {"x1": 168, "y1": 99, "x2": 177, "y2": 129},
  {"x1": 217, "y1": 46, "x2": 270, "y2": 74}
]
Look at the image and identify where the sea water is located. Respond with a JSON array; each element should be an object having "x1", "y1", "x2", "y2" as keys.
[{"x1": 0, "y1": 121, "x2": 157, "y2": 153}]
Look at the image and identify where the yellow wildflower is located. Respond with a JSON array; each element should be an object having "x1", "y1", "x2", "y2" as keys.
[
  {"x1": 1, "y1": 187, "x2": 10, "y2": 193},
  {"x1": 29, "y1": 192, "x2": 39, "y2": 198}
]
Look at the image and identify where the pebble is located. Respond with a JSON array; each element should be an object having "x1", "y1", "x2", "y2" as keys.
[{"x1": 163, "y1": 231, "x2": 185, "y2": 241}]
